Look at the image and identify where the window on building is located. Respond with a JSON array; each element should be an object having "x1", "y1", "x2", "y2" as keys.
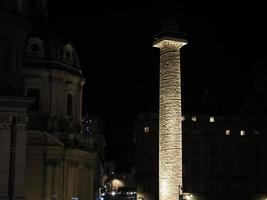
[
  {"x1": 225, "y1": 160, "x2": 232, "y2": 175},
  {"x1": 225, "y1": 130, "x2": 230, "y2": 135},
  {"x1": 210, "y1": 160, "x2": 218, "y2": 175},
  {"x1": 182, "y1": 116, "x2": 185, "y2": 121},
  {"x1": 240, "y1": 130, "x2": 245, "y2": 136},
  {"x1": 210, "y1": 116, "x2": 215, "y2": 122},
  {"x1": 27, "y1": 88, "x2": 40, "y2": 111},
  {"x1": 192, "y1": 116, "x2": 197, "y2": 122},
  {"x1": 31, "y1": 43, "x2": 39, "y2": 51},
  {"x1": 144, "y1": 126, "x2": 149, "y2": 133},
  {"x1": 209, "y1": 142, "x2": 217, "y2": 156},
  {"x1": 67, "y1": 93, "x2": 73, "y2": 115},
  {"x1": 225, "y1": 142, "x2": 232, "y2": 156},
  {"x1": 63, "y1": 45, "x2": 74, "y2": 65},
  {"x1": 66, "y1": 50, "x2": 71, "y2": 58},
  {"x1": 254, "y1": 130, "x2": 260, "y2": 135}
]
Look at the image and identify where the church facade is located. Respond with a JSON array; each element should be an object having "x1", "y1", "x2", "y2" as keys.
[{"x1": 0, "y1": 1, "x2": 105, "y2": 200}]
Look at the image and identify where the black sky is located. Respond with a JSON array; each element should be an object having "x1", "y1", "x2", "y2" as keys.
[{"x1": 48, "y1": 1, "x2": 267, "y2": 171}]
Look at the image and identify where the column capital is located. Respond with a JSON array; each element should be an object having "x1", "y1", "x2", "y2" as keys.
[
  {"x1": 0, "y1": 113, "x2": 28, "y2": 130},
  {"x1": 153, "y1": 36, "x2": 187, "y2": 49},
  {"x1": 0, "y1": 114, "x2": 13, "y2": 129}
]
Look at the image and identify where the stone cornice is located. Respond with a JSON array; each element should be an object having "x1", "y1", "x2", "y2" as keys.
[
  {"x1": 23, "y1": 59, "x2": 83, "y2": 78},
  {"x1": 0, "y1": 96, "x2": 33, "y2": 108}
]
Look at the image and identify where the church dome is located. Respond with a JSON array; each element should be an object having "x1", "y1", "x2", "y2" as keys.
[{"x1": 24, "y1": 19, "x2": 80, "y2": 69}]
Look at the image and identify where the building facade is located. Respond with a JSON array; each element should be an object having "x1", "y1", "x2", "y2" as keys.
[
  {"x1": 135, "y1": 113, "x2": 267, "y2": 200},
  {"x1": 0, "y1": 1, "x2": 105, "y2": 200}
]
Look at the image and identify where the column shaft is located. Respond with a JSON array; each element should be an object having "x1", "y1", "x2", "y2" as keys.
[{"x1": 154, "y1": 39, "x2": 186, "y2": 200}]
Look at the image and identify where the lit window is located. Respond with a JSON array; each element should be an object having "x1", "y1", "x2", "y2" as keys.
[
  {"x1": 210, "y1": 117, "x2": 215, "y2": 122},
  {"x1": 192, "y1": 116, "x2": 197, "y2": 122},
  {"x1": 144, "y1": 126, "x2": 149, "y2": 133},
  {"x1": 240, "y1": 130, "x2": 245, "y2": 136},
  {"x1": 182, "y1": 116, "x2": 185, "y2": 121},
  {"x1": 225, "y1": 130, "x2": 230, "y2": 135}
]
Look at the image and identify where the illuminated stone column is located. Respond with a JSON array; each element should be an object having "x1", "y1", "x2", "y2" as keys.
[{"x1": 154, "y1": 35, "x2": 187, "y2": 200}]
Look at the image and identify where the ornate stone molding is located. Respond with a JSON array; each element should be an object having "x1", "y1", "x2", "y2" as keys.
[
  {"x1": 0, "y1": 114, "x2": 13, "y2": 129},
  {"x1": 16, "y1": 114, "x2": 28, "y2": 130},
  {"x1": 52, "y1": 76, "x2": 63, "y2": 84},
  {"x1": 0, "y1": 113, "x2": 28, "y2": 130}
]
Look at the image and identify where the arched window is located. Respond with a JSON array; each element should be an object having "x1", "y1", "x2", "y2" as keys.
[
  {"x1": 31, "y1": 43, "x2": 39, "y2": 51},
  {"x1": 24, "y1": 37, "x2": 45, "y2": 58},
  {"x1": 67, "y1": 93, "x2": 73, "y2": 115},
  {"x1": 27, "y1": 88, "x2": 40, "y2": 111},
  {"x1": 62, "y1": 44, "x2": 74, "y2": 65}
]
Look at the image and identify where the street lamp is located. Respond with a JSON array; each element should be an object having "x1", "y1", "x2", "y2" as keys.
[
  {"x1": 181, "y1": 193, "x2": 193, "y2": 200},
  {"x1": 98, "y1": 188, "x2": 102, "y2": 200},
  {"x1": 111, "y1": 191, "x2": 116, "y2": 196},
  {"x1": 98, "y1": 187, "x2": 105, "y2": 200}
]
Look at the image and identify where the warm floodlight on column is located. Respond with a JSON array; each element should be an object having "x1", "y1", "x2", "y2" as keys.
[{"x1": 153, "y1": 33, "x2": 187, "y2": 200}]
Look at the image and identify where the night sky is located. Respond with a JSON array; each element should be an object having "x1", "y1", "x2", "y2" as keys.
[{"x1": 48, "y1": 1, "x2": 267, "y2": 172}]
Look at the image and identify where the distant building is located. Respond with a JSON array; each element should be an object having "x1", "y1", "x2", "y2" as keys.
[
  {"x1": 0, "y1": 1, "x2": 105, "y2": 200},
  {"x1": 135, "y1": 114, "x2": 158, "y2": 200},
  {"x1": 135, "y1": 113, "x2": 267, "y2": 200},
  {"x1": 100, "y1": 162, "x2": 136, "y2": 200}
]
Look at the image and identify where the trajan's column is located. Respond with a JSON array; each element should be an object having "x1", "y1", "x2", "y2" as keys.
[{"x1": 153, "y1": 31, "x2": 187, "y2": 200}]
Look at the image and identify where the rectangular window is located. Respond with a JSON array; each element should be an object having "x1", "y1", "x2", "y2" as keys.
[
  {"x1": 225, "y1": 130, "x2": 230, "y2": 135},
  {"x1": 67, "y1": 93, "x2": 73, "y2": 115},
  {"x1": 240, "y1": 130, "x2": 245, "y2": 136},
  {"x1": 192, "y1": 116, "x2": 197, "y2": 122},
  {"x1": 144, "y1": 126, "x2": 149, "y2": 133},
  {"x1": 210, "y1": 117, "x2": 215, "y2": 122},
  {"x1": 27, "y1": 88, "x2": 40, "y2": 111}
]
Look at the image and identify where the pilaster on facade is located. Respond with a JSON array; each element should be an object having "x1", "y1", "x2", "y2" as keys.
[{"x1": 0, "y1": 96, "x2": 32, "y2": 200}]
